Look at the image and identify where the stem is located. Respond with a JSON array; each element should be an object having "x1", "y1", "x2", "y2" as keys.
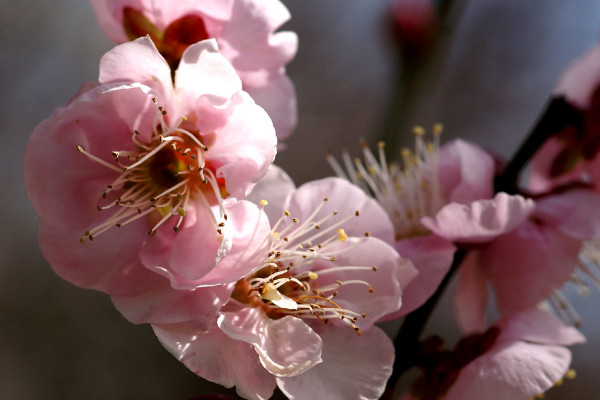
[{"x1": 381, "y1": 249, "x2": 466, "y2": 400}]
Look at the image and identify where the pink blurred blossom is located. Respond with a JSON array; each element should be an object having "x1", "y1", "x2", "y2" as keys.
[
  {"x1": 150, "y1": 170, "x2": 417, "y2": 400},
  {"x1": 89, "y1": 0, "x2": 298, "y2": 140},
  {"x1": 391, "y1": 0, "x2": 440, "y2": 60},
  {"x1": 530, "y1": 44, "x2": 600, "y2": 193},
  {"x1": 402, "y1": 309, "x2": 584, "y2": 400},
  {"x1": 24, "y1": 38, "x2": 276, "y2": 296},
  {"x1": 454, "y1": 188, "x2": 600, "y2": 332}
]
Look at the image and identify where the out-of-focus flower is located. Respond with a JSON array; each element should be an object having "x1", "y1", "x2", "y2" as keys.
[
  {"x1": 391, "y1": 0, "x2": 440, "y2": 61},
  {"x1": 530, "y1": 45, "x2": 600, "y2": 194},
  {"x1": 401, "y1": 309, "x2": 584, "y2": 400},
  {"x1": 454, "y1": 188, "x2": 600, "y2": 332},
  {"x1": 150, "y1": 170, "x2": 417, "y2": 400},
  {"x1": 24, "y1": 38, "x2": 276, "y2": 295},
  {"x1": 89, "y1": 0, "x2": 298, "y2": 140},
  {"x1": 328, "y1": 128, "x2": 535, "y2": 318}
]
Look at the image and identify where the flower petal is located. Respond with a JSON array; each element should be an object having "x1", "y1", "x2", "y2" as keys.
[
  {"x1": 311, "y1": 237, "x2": 416, "y2": 329},
  {"x1": 482, "y1": 221, "x2": 581, "y2": 315},
  {"x1": 497, "y1": 309, "x2": 585, "y2": 346},
  {"x1": 438, "y1": 139, "x2": 495, "y2": 204},
  {"x1": 112, "y1": 280, "x2": 233, "y2": 327},
  {"x1": 421, "y1": 193, "x2": 535, "y2": 243},
  {"x1": 453, "y1": 251, "x2": 489, "y2": 334},
  {"x1": 99, "y1": 37, "x2": 174, "y2": 104},
  {"x1": 383, "y1": 234, "x2": 456, "y2": 320},
  {"x1": 218, "y1": 308, "x2": 323, "y2": 377},
  {"x1": 153, "y1": 323, "x2": 276, "y2": 400},
  {"x1": 555, "y1": 44, "x2": 600, "y2": 108},
  {"x1": 176, "y1": 39, "x2": 242, "y2": 105},
  {"x1": 283, "y1": 177, "x2": 395, "y2": 245},
  {"x1": 277, "y1": 326, "x2": 394, "y2": 400},
  {"x1": 446, "y1": 341, "x2": 574, "y2": 400},
  {"x1": 245, "y1": 164, "x2": 296, "y2": 223}
]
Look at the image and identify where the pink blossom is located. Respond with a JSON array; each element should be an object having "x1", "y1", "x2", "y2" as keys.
[
  {"x1": 403, "y1": 309, "x2": 584, "y2": 400},
  {"x1": 89, "y1": 0, "x2": 298, "y2": 140},
  {"x1": 530, "y1": 44, "x2": 600, "y2": 193},
  {"x1": 391, "y1": 0, "x2": 440, "y2": 59},
  {"x1": 328, "y1": 131, "x2": 534, "y2": 318},
  {"x1": 24, "y1": 38, "x2": 276, "y2": 295},
  {"x1": 454, "y1": 188, "x2": 600, "y2": 332},
  {"x1": 149, "y1": 171, "x2": 417, "y2": 400}
]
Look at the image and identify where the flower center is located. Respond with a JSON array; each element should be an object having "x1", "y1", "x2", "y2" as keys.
[
  {"x1": 327, "y1": 124, "x2": 445, "y2": 240},
  {"x1": 77, "y1": 98, "x2": 227, "y2": 243},
  {"x1": 231, "y1": 199, "x2": 377, "y2": 335},
  {"x1": 122, "y1": 7, "x2": 210, "y2": 72}
]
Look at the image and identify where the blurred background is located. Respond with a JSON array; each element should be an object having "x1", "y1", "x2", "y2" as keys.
[{"x1": 2, "y1": 0, "x2": 600, "y2": 398}]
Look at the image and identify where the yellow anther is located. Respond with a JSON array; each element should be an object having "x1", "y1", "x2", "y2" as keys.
[
  {"x1": 259, "y1": 199, "x2": 268, "y2": 206},
  {"x1": 308, "y1": 271, "x2": 319, "y2": 280},
  {"x1": 412, "y1": 125, "x2": 425, "y2": 136},
  {"x1": 337, "y1": 229, "x2": 348, "y2": 242},
  {"x1": 177, "y1": 207, "x2": 186, "y2": 217},
  {"x1": 565, "y1": 369, "x2": 576, "y2": 379},
  {"x1": 432, "y1": 123, "x2": 443, "y2": 135}
]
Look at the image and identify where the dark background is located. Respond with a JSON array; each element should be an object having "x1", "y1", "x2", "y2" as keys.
[{"x1": 2, "y1": 0, "x2": 600, "y2": 398}]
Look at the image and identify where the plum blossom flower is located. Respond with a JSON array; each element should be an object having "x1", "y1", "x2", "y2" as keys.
[
  {"x1": 327, "y1": 127, "x2": 535, "y2": 318},
  {"x1": 402, "y1": 309, "x2": 584, "y2": 400},
  {"x1": 150, "y1": 170, "x2": 417, "y2": 400},
  {"x1": 24, "y1": 38, "x2": 276, "y2": 295},
  {"x1": 391, "y1": 0, "x2": 440, "y2": 59},
  {"x1": 529, "y1": 44, "x2": 600, "y2": 194},
  {"x1": 89, "y1": 0, "x2": 298, "y2": 140},
  {"x1": 454, "y1": 187, "x2": 600, "y2": 332}
]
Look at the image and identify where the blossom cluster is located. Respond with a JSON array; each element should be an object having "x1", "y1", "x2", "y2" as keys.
[{"x1": 23, "y1": 1, "x2": 600, "y2": 399}]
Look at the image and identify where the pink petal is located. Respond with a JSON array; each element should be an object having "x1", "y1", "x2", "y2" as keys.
[
  {"x1": 99, "y1": 37, "x2": 174, "y2": 104},
  {"x1": 112, "y1": 280, "x2": 233, "y2": 326},
  {"x1": 277, "y1": 326, "x2": 394, "y2": 400},
  {"x1": 153, "y1": 323, "x2": 276, "y2": 400},
  {"x1": 38, "y1": 219, "x2": 162, "y2": 296},
  {"x1": 283, "y1": 177, "x2": 396, "y2": 245},
  {"x1": 245, "y1": 74, "x2": 297, "y2": 141},
  {"x1": 218, "y1": 308, "x2": 323, "y2": 377},
  {"x1": 89, "y1": 0, "x2": 234, "y2": 43},
  {"x1": 176, "y1": 39, "x2": 242, "y2": 105},
  {"x1": 193, "y1": 201, "x2": 272, "y2": 286},
  {"x1": 534, "y1": 189, "x2": 600, "y2": 239},
  {"x1": 208, "y1": 92, "x2": 277, "y2": 198},
  {"x1": 497, "y1": 309, "x2": 585, "y2": 346},
  {"x1": 438, "y1": 139, "x2": 495, "y2": 204},
  {"x1": 555, "y1": 44, "x2": 600, "y2": 108},
  {"x1": 453, "y1": 251, "x2": 489, "y2": 333},
  {"x1": 421, "y1": 193, "x2": 535, "y2": 243},
  {"x1": 527, "y1": 136, "x2": 586, "y2": 194},
  {"x1": 219, "y1": 0, "x2": 296, "y2": 74},
  {"x1": 446, "y1": 341, "x2": 573, "y2": 400},
  {"x1": 482, "y1": 222, "x2": 582, "y2": 316},
  {"x1": 24, "y1": 83, "x2": 156, "y2": 229},
  {"x1": 140, "y1": 205, "x2": 232, "y2": 285},
  {"x1": 310, "y1": 238, "x2": 416, "y2": 329},
  {"x1": 384, "y1": 234, "x2": 456, "y2": 320},
  {"x1": 245, "y1": 164, "x2": 296, "y2": 223}
]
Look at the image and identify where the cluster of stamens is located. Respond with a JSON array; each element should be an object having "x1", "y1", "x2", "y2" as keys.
[
  {"x1": 233, "y1": 199, "x2": 377, "y2": 335},
  {"x1": 548, "y1": 238, "x2": 600, "y2": 326},
  {"x1": 327, "y1": 124, "x2": 445, "y2": 240},
  {"x1": 77, "y1": 98, "x2": 227, "y2": 243}
]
